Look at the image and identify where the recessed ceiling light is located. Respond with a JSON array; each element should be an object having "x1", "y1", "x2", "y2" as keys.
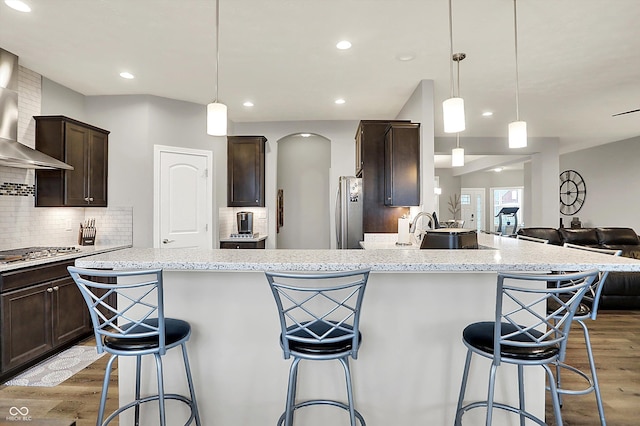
[
  {"x1": 482, "y1": 111, "x2": 494, "y2": 117},
  {"x1": 335, "y1": 99, "x2": 346, "y2": 105},
  {"x1": 119, "y1": 72, "x2": 135, "y2": 79},
  {"x1": 243, "y1": 101, "x2": 254, "y2": 107},
  {"x1": 396, "y1": 54, "x2": 415, "y2": 62},
  {"x1": 493, "y1": 167, "x2": 503, "y2": 172},
  {"x1": 300, "y1": 133, "x2": 311, "y2": 138},
  {"x1": 5, "y1": 0, "x2": 31, "y2": 12},
  {"x1": 336, "y1": 40, "x2": 352, "y2": 50}
]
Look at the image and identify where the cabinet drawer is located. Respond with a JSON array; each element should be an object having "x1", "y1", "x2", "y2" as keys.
[
  {"x1": 0, "y1": 260, "x2": 75, "y2": 293},
  {"x1": 220, "y1": 240, "x2": 266, "y2": 249}
]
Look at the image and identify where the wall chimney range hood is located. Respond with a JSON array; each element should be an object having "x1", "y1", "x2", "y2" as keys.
[{"x1": 0, "y1": 48, "x2": 73, "y2": 170}]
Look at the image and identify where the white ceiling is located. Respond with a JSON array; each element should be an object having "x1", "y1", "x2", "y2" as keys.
[{"x1": 1, "y1": 0, "x2": 640, "y2": 155}]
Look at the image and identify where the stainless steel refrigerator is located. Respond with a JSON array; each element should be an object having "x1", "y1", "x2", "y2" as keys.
[{"x1": 335, "y1": 176, "x2": 363, "y2": 249}]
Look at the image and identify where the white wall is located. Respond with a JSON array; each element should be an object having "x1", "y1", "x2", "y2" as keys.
[
  {"x1": 560, "y1": 135, "x2": 640, "y2": 230},
  {"x1": 41, "y1": 78, "x2": 86, "y2": 121},
  {"x1": 84, "y1": 95, "x2": 224, "y2": 247}
]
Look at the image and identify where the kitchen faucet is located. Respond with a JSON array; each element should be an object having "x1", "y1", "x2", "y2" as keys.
[{"x1": 410, "y1": 212, "x2": 435, "y2": 242}]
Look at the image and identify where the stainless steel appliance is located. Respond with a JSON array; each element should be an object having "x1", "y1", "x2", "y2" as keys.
[
  {"x1": 237, "y1": 211, "x2": 254, "y2": 234},
  {"x1": 335, "y1": 176, "x2": 363, "y2": 249},
  {"x1": 0, "y1": 246, "x2": 80, "y2": 264},
  {"x1": 0, "y1": 48, "x2": 73, "y2": 170}
]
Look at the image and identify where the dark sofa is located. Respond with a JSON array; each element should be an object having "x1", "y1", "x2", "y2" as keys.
[{"x1": 517, "y1": 227, "x2": 640, "y2": 309}]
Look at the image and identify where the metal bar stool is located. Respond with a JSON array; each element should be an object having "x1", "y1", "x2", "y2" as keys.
[
  {"x1": 67, "y1": 266, "x2": 201, "y2": 426},
  {"x1": 552, "y1": 244, "x2": 622, "y2": 425},
  {"x1": 454, "y1": 269, "x2": 599, "y2": 426},
  {"x1": 265, "y1": 268, "x2": 370, "y2": 426}
]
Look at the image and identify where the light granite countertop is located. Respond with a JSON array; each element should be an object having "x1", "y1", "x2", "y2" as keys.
[
  {"x1": 74, "y1": 234, "x2": 640, "y2": 273},
  {"x1": 0, "y1": 244, "x2": 131, "y2": 273}
]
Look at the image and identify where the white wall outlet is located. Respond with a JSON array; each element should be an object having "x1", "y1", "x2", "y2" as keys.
[{"x1": 65, "y1": 219, "x2": 72, "y2": 231}]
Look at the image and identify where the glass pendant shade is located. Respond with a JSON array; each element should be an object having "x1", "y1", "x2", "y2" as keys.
[
  {"x1": 508, "y1": 120, "x2": 527, "y2": 148},
  {"x1": 443, "y1": 97, "x2": 465, "y2": 133},
  {"x1": 207, "y1": 102, "x2": 227, "y2": 136},
  {"x1": 451, "y1": 147, "x2": 465, "y2": 167}
]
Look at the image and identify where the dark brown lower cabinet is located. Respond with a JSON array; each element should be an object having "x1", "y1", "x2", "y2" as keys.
[
  {"x1": 220, "y1": 240, "x2": 266, "y2": 249},
  {"x1": 0, "y1": 259, "x2": 114, "y2": 381}
]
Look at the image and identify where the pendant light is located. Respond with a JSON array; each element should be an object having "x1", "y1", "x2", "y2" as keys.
[
  {"x1": 207, "y1": 0, "x2": 227, "y2": 136},
  {"x1": 451, "y1": 133, "x2": 465, "y2": 167},
  {"x1": 443, "y1": 0, "x2": 465, "y2": 133},
  {"x1": 508, "y1": 0, "x2": 527, "y2": 148}
]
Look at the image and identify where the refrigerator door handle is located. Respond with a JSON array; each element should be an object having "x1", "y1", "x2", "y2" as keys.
[{"x1": 335, "y1": 183, "x2": 341, "y2": 248}]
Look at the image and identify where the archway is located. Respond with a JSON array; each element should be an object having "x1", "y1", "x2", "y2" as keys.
[{"x1": 276, "y1": 133, "x2": 331, "y2": 249}]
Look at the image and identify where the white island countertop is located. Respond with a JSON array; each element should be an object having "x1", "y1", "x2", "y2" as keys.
[{"x1": 75, "y1": 233, "x2": 640, "y2": 272}]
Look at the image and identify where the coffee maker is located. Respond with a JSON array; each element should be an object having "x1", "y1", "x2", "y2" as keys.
[{"x1": 236, "y1": 211, "x2": 254, "y2": 234}]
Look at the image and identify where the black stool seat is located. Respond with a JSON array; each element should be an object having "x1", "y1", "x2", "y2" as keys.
[
  {"x1": 547, "y1": 298, "x2": 591, "y2": 317},
  {"x1": 283, "y1": 321, "x2": 362, "y2": 356},
  {"x1": 463, "y1": 321, "x2": 559, "y2": 361},
  {"x1": 104, "y1": 318, "x2": 191, "y2": 352}
]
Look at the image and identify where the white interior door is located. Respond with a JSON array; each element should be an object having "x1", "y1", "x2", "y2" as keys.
[
  {"x1": 154, "y1": 145, "x2": 213, "y2": 249},
  {"x1": 460, "y1": 188, "x2": 485, "y2": 232}
]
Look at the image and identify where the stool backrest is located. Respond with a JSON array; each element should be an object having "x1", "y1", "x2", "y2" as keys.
[
  {"x1": 494, "y1": 269, "x2": 598, "y2": 365},
  {"x1": 516, "y1": 234, "x2": 549, "y2": 244},
  {"x1": 265, "y1": 269, "x2": 370, "y2": 360},
  {"x1": 562, "y1": 243, "x2": 622, "y2": 319},
  {"x1": 67, "y1": 266, "x2": 166, "y2": 355}
]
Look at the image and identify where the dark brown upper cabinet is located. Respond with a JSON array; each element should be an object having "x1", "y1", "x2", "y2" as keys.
[
  {"x1": 227, "y1": 136, "x2": 266, "y2": 207},
  {"x1": 384, "y1": 122, "x2": 421, "y2": 207},
  {"x1": 357, "y1": 120, "x2": 412, "y2": 233},
  {"x1": 34, "y1": 116, "x2": 109, "y2": 207}
]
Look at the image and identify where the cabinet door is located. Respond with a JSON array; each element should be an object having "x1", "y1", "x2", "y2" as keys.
[
  {"x1": 384, "y1": 124, "x2": 420, "y2": 207},
  {"x1": 228, "y1": 136, "x2": 266, "y2": 207},
  {"x1": 87, "y1": 130, "x2": 108, "y2": 206},
  {"x1": 1, "y1": 283, "x2": 53, "y2": 373},
  {"x1": 64, "y1": 122, "x2": 90, "y2": 206},
  {"x1": 52, "y1": 277, "x2": 91, "y2": 347}
]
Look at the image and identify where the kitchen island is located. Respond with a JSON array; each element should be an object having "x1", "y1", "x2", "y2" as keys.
[{"x1": 75, "y1": 234, "x2": 640, "y2": 426}]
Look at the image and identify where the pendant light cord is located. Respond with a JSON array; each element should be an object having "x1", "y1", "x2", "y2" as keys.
[
  {"x1": 448, "y1": 0, "x2": 455, "y2": 99},
  {"x1": 513, "y1": 0, "x2": 520, "y2": 121},
  {"x1": 215, "y1": 0, "x2": 220, "y2": 103}
]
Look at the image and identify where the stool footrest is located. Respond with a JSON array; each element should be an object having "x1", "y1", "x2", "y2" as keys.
[
  {"x1": 550, "y1": 362, "x2": 596, "y2": 396},
  {"x1": 101, "y1": 393, "x2": 198, "y2": 425},
  {"x1": 457, "y1": 400, "x2": 546, "y2": 426},
  {"x1": 277, "y1": 399, "x2": 366, "y2": 426}
]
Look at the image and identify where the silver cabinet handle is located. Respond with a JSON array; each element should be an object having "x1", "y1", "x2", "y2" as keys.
[
  {"x1": 47, "y1": 288, "x2": 53, "y2": 293},
  {"x1": 162, "y1": 239, "x2": 175, "y2": 244},
  {"x1": 53, "y1": 286, "x2": 59, "y2": 291},
  {"x1": 84, "y1": 197, "x2": 94, "y2": 202}
]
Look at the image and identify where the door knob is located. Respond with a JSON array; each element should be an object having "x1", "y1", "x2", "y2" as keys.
[{"x1": 162, "y1": 239, "x2": 175, "y2": 244}]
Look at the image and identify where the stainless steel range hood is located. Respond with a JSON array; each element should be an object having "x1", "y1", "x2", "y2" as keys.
[{"x1": 0, "y1": 48, "x2": 73, "y2": 170}]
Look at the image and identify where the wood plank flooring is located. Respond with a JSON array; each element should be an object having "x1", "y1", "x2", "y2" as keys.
[
  {"x1": 0, "y1": 311, "x2": 638, "y2": 425},
  {"x1": 544, "y1": 310, "x2": 640, "y2": 425}
]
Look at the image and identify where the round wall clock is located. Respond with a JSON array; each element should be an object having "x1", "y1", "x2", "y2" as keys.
[{"x1": 559, "y1": 169, "x2": 587, "y2": 215}]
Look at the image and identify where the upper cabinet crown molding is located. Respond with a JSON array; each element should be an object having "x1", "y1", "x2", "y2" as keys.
[{"x1": 34, "y1": 115, "x2": 109, "y2": 207}]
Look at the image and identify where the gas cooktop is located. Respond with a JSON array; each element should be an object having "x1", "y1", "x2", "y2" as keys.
[{"x1": 0, "y1": 246, "x2": 81, "y2": 264}]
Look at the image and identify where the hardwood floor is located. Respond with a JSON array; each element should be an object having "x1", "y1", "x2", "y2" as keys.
[
  {"x1": 0, "y1": 337, "x2": 118, "y2": 426},
  {"x1": 545, "y1": 310, "x2": 640, "y2": 425},
  {"x1": 0, "y1": 311, "x2": 638, "y2": 425}
]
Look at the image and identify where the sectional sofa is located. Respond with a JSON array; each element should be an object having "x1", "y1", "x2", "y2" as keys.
[{"x1": 517, "y1": 227, "x2": 640, "y2": 309}]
